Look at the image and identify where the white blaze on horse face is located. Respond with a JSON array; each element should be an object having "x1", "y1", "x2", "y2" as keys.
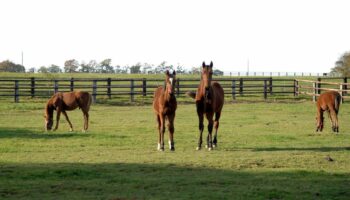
[{"x1": 169, "y1": 78, "x2": 173, "y2": 85}]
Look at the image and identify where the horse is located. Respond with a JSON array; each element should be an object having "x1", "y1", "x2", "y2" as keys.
[
  {"x1": 45, "y1": 91, "x2": 92, "y2": 132},
  {"x1": 153, "y1": 70, "x2": 177, "y2": 151},
  {"x1": 316, "y1": 91, "x2": 341, "y2": 132},
  {"x1": 186, "y1": 61, "x2": 224, "y2": 151}
]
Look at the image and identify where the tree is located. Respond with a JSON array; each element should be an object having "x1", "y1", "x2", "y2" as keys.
[
  {"x1": 0, "y1": 60, "x2": 25, "y2": 72},
  {"x1": 64, "y1": 59, "x2": 79, "y2": 73},
  {"x1": 155, "y1": 61, "x2": 167, "y2": 74},
  {"x1": 80, "y1": 60, "x2": 96, "y2": 73},
  {"x1": 331, "y1": 51, "x2": 350, "y2": 76},
  {"x1": 27, "y1": 67, "x2": 35, "y2": 73},
  {"x1": 96, "y1": 59, "x2": 114, "y2": 73},
  {"x1": 191, "y1": 67, "x2": 200, "y2": 74},
  {"x1": 47, "y1": 64, "x2": 62, "y2": 73},
  {"x1": 130, "y1": 62, "x2": 141, "y2": 74},
  {"x1": 37, "y1": 66, "x2": 48, "y2": 73},
  {"x1": 176, "y1": 65, "x2": 186, "y2": 74}
]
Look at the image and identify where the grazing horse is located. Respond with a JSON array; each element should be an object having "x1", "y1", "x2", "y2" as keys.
[
  {"x1": 187, "y1": 61, "x2": 224, "y2": 151},
  {"x1": 45, "y1": 91, "x2": 92, "y2": 132},
  {"x1": 316, "y1": 91, "x2": 341, "y2": 133},
  {"x1": 153, "y1": 70, "x2": 177, "y2": 151}
]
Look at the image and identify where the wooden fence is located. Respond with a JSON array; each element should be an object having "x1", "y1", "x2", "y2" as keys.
[
  {"x1": 296, "y1": 77, "x2": 350, "y2": 102},
  {"x1": 0, "y1": 77, "x2": 298, "y2": 103}
]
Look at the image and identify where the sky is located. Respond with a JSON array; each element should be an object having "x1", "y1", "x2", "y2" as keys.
[{"x1": 0, "y1": 0, "x2": 349, "y2": 73}]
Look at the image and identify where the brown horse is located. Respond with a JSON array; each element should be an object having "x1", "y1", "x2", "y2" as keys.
[
  {"x1": 45, "y1": 91, "x2": 92, "y2": 132},
  {"x1": 187, "y1": 61, "x2": 224, "y2": 151},
  {"x1": 153, "y1": 70, "x2": 177, "y2": 151},
  {"x1": 316, "y1": 91, "x2": 341, "y2": 132}
]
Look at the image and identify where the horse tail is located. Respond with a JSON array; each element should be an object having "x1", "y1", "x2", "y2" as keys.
[
  {"x1": 186, "y1": 91, "x2": 196, "y2": 99},
  {"x1": 335, "y1": 92, "x2": 341, "y2": 114}
]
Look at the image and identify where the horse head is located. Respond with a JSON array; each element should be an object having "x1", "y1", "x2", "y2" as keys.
[
  {"x1": 201, "y1": 61, "x2": 213, "y2": 102},
  {"x1": 164, "y1": 70, "x2": 176, "y2": 96},
  {"x1": 45, "y1": 104, "x2": 54, "y2": 131}
]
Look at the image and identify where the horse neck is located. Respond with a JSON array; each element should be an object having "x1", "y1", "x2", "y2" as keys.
[
  {"x1": 162, "y1": 89, "x2": 173, "y2": 103},
  {"x1": 198, "y1": 79, "x2": 211, "y2": 99}
]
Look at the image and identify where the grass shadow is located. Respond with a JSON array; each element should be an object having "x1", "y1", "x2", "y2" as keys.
[
  {"x1": 226, "y1": 146, "x2": 350, "y2": 152},
  {"x1": 0, "y1": 128, "x2": 90, "y2": 139},
  {"x1": 0, "y1": 162, "x2": 349, "y2": 199}
]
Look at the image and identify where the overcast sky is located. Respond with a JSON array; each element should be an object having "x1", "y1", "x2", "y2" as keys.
[{"x1": 0, "y1": 0, "x2": 349, "y2": 73}]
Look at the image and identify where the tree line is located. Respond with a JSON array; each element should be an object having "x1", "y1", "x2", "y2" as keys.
[{"x1": 0, "y1": 59, "x2": 224, "y2": 75}]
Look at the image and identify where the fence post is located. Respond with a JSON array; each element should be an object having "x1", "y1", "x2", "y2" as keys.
[
  {"x1": 343, "y1": 77, "x2": 347, "y2": 95},
  {"x1": 14, "y1": 80, "x2": 19, "y2": 103},
  {"x1": 239, "y1": 78, "x2": 243, "y2": 96},
  {"x1": 317, "y1": 77, "x2": 321, "y2": 95},
  {"x1": 176, "y1": 78, "x2": 180, "y2": 97},
  {"x1": 264, "y1": 80, "x2": 267, "y2": 100},
  {"x1": 313, "y1": 82, "x2": 317, "y2": 102},
  {"x1": 70, "y1": 78, "x2": 74, "y2": 92},
  {"x1": 294, "y1": 80, "x2": 299, "y2": 96},
  {"x1": 54, "y1": 80, "x2": 59, "y2": 94},
  {"x1": 340, "y1": 84, "x2": 344, "y2": 103},
  {"x1": 92, "y1": 80, "x2": 97, "y2": 103},
  {"x1": 30, "y1": 77, "x2": 35, "y2": 98},
  {"x1": 130, "y1": 79, "x2": 134, "y2": 102},
  {"x1": 231, "y1": 80, "x2": 236, "y2": 100},
  {"x1": 107, "y1": 78, "x2": 111, "y2": 99},
  {"x1": 142, "y1": 78, "x2": 147, "y2": 97},
  {"x1": 269, "y1": 77, "x2": 273, "y2": 95}
]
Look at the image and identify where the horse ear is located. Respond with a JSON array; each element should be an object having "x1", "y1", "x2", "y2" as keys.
[
  {"x1": 210, "y1": 61, "x2": 213, "y2": 68},
  {"x1": 202, "y1": 62, "x2": 206, "y2": 68},
  {"x1": 173, "y1": 70, "x2": 176, "y2": 75},
  {"x1": 165, "y1": 70, "x2": 170, "y2": 76}
]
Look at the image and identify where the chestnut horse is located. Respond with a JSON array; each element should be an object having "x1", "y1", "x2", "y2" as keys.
[
  {"x1": 45, "y1": 91, "x2": 92, "y2": 132},
  {"x1": 153, "y1": 70, "x2": 177, "y2": 151},
  {"x1": 187, "y1": 61, "x2": 224, "y2": 151},
  {"x1": 316, "y1": 91, "x2": 341, "y2": 132}
]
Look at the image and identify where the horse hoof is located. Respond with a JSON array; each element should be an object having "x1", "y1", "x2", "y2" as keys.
[
  {"x1": 196, "y1": 147, "x2": 201, "y2": 151},
  {"x1": 170, "y1": 147, "x2": 175, "y2": 151},
  {"x1": 208, "y1": 147, "x2": 212, "y2": 151},
  {"x1": 213, "y1": 144, "x2": 217, "y2": 148}
]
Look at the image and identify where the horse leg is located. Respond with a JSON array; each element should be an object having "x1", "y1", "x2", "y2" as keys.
[
  {"x1": 213, "y1": 112, "x2": 221, "y2": 148},
  {"x1": 330, "y1": 108, "x2": 339, "y2": 133},
  {"x1": 197, "y1": 113, "x2": 204, "y2": 151},
  {"x1": 159, "y1": 115, "x2": 165, "y2": 151},
  {"x1": 53, "y1": 109, "x2": 61, "y2": 131},
  {"x1": 156, "y1": 115, "x2": 161, "y2": 150},
  {"x1": 167, "y1": 114, "x2": 175, "y2": 151},
  {"x1": 82, "y1": 109, "x2": 89, "y2": 132},
  {"x1": 62, "y1": 111, "x2": 73, "y2": 132},
  {"x1": 206, "y1": 112, "x2": 214, "y2": 151}
]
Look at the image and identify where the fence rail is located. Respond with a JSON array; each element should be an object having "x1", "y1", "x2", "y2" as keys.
[{"x1": 0, "y1": 77, "x2": 298, "y2": 103}]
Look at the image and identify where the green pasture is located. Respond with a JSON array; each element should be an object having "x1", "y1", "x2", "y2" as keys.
[{"x1": 0, "y1": 99, "x2": 349, "y2": 199}]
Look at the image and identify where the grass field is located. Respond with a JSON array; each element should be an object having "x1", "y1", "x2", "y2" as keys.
[{"x1": 0, "y1": 99, "x2": 350, "y2": 199}]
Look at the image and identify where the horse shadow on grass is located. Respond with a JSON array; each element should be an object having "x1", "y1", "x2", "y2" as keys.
[
  {"x1": 0, "y1": 162, "x2": 349, "y2": 199},
  {"x1": 226, "y1": 146, "x2": 350, "y2": 152},
  {"x1": 0, "y1": 127, "x2": 90, "y2": 139}
]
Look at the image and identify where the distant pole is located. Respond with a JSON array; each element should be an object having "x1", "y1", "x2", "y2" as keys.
[{"x1": 247, "y1": 58, "x2": 250, "y2": 76}]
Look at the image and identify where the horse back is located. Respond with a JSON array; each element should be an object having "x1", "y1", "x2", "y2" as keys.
[
  {"x1": 317, "y1": 91, "x2": 341, "y2": 111},
  {"x1": 211, "y1": 82, "x2": 224, "y2": 112}
]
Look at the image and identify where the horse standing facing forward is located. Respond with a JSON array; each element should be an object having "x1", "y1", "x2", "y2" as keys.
[
  {"x1": 153, "y1": 70, "x2": 177, "y2": 151},
  {"x1": 187, "y1": 61, "x2": 224, "y2": 151},
  {"x1": 316, "y1": 91, "x2": 341, "y2": 133},
  {"x1": 45, "y1": 91, "x2": 92, "y2": 132}
]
